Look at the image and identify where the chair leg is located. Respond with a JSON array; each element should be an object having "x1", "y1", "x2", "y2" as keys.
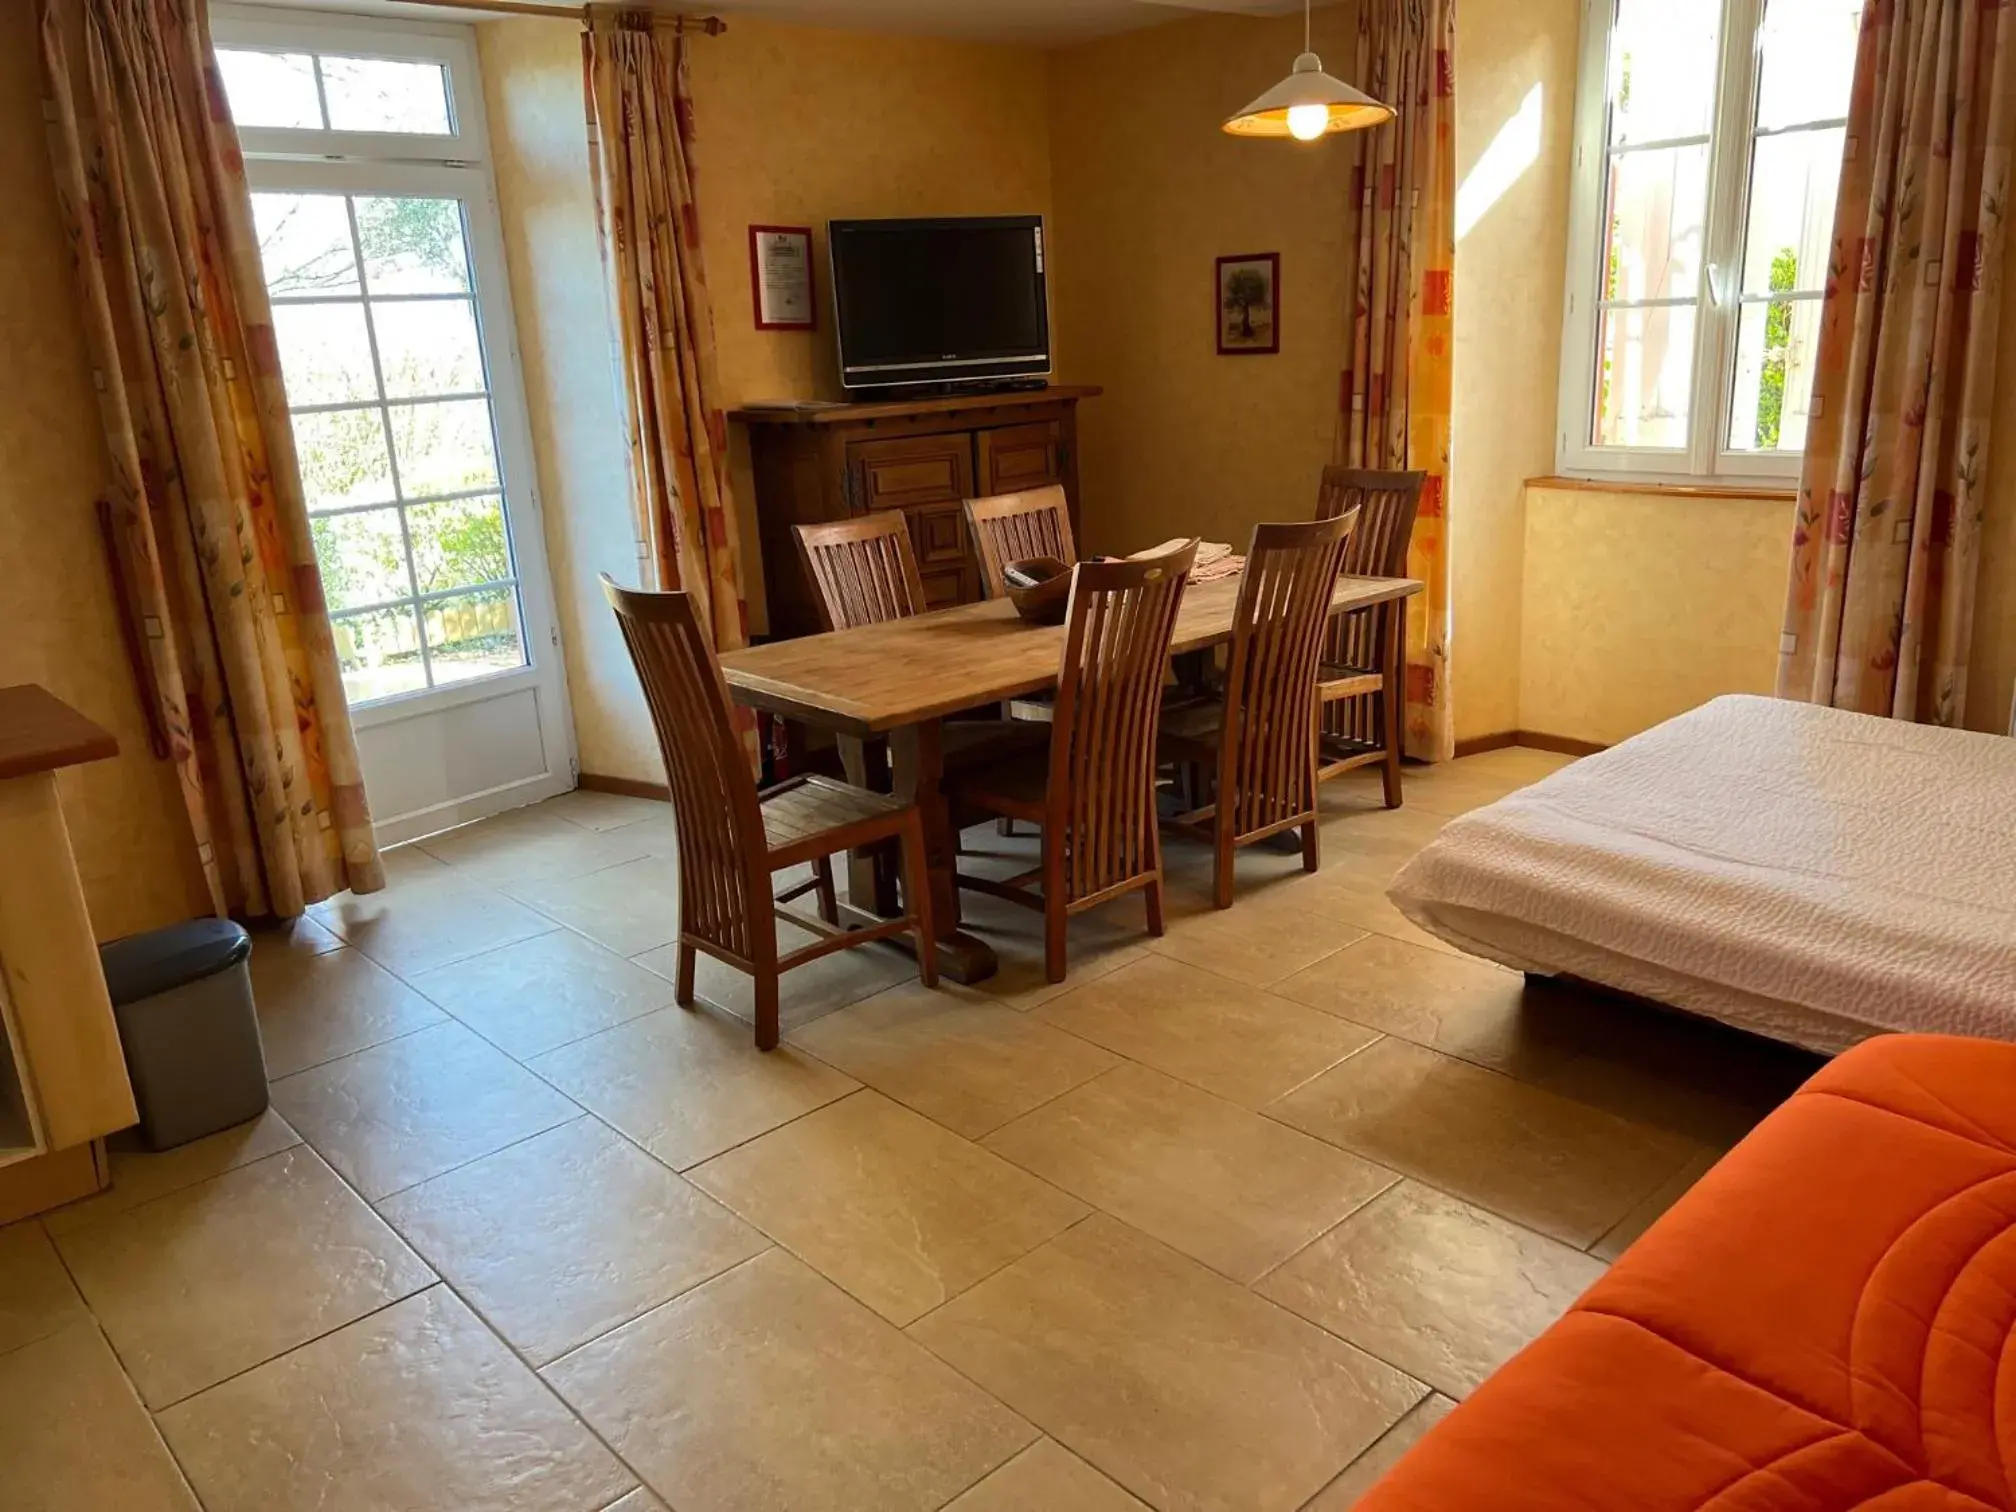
[
  {"x1": 1300, "y1": 817, "x2": 1321, "y2": 873},
  {"x1": 812, "y1": 855, "x2": 839, "y2": 924},
  {"x1": 1212, "y1": 838, "x2": 1235, "y2": 910},
  {"x1": 1382, "y1": 599, "x2": 1406, "y2": 809},
  {"x1": 1044, "y1": 895, "x2": 1068, "y2": 983},
  {"x1": 1145, "y1": 875, "x2": 1167, "y2": 937},
  {"x1": 900, "y1": 812, "x2": 939, "y2": 989},
  {"x1": 674, "y1": 942, "x2": 696, "y2": 1007},
  {"x1": 753, "y1": 970, "x2": 780, "y2": 1052}
]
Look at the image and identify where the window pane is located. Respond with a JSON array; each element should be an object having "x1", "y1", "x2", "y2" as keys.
[
  {"x1": 333, "y1": 605, "x2": 428, "y2": 703},
  {"x1": 409, "y1": 495, "x2": 511, "y2": 596},
  {"x1": 1607, "y1": 0, "x2": 1721, "y2": 145},
  {"x1": 292, "y1": 408, "x2": 395, "y2": 511},
  {"x1": 310, "y1": 507, "x2": 411, "y2": 612},
  {"x1": 1602, "y1": 144, "x2": 1709, "y2": 302},
  {"x1": 389, "y1": 399, "x2": 499, "y2": 498},
  {"x1": 1739, "y1": 128, "x2": 1843, "y2": 295},
  {"x1": 1594, "y1": 303, "x2": 1697, "y2": 449},
  {"x1": 356, "y1": 197, "x2": 471, "y2": 295},
  {"x1": 1728, "y1": 296, "x2": 1823, "y2": 453},
  {"x1": 252, "y1": 193, "x2": 358, "y2": 297},
  {"x1": 216, "y1": 50, "x2": 322, "y2": 130},
  {"x1": 423, "y1": 587, "x2": 526, "y2": 687},
  {"x1": 272, "y1": 303, "x2": 377, "y2": 407},
  {"x1": 1757, "y1": 0, "x2": 1860, "y2": 130},
  {"x1": 373, "y1": 300, "x2": 486, "y2": 399},
  {"x1": 320, "y1": 55, "x2": 452, "y2": 135}
]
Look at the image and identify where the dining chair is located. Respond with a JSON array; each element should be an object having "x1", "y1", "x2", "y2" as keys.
[
  {"x1": 949, "y1": 540, "x2": 1199, "y2": 982},
  {"x1": 603, "y1": 576, "x2": 937, "y2": 1050},
  {"x1": 964, "y1": 484, "x2": 1078, "y2": 600},
  {"x1": 793, "y1": 513, "x2": 927, "y2": 631},
  {"x1": 1314, "y1": 467, "x2": 1426, "y2": 805},
  {"x1": 1160, "y1": 514, "x2": 1358, "y2": 908}
]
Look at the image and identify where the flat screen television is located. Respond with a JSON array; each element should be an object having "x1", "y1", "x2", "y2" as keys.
[{"x1": 829, "y1": 215, "x2": 1050, "y2": 391}]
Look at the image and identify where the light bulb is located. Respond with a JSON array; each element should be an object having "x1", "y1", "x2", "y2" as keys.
[{"x1": 1286, "y1": 103, "x2": 1330, "y2": 141}]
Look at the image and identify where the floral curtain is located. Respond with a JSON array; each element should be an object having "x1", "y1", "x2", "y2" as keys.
[
  {"x1": 581, "y1": 9, "x2": 750, "y2": 675},
  {"x1": 1336, "y1": 0, "x2": 1456, "y2": 763},
  {"x1": 1777, "y1": 0, "x2": 2012, "y2": 724},
  {"x1": 40, "y1": 0, "x2": 382, "y2": 918}
]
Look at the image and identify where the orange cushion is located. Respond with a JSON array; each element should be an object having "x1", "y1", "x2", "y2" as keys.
[{"x1": 1357, "y1": 1034, "x2": 2016, "y2": 1512}]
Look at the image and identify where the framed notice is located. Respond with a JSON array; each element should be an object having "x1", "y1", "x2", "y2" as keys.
[{"x1": 749, "y1": 225, "x2": 816, "y2": 331}]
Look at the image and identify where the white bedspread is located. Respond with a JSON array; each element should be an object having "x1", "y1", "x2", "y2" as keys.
[{"x1": 1388, "y1": 695, "x2": 2016, "y2": 1053}]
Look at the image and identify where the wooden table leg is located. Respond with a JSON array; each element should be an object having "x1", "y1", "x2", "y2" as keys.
[
  {"x1": 837, "y1": 734, "x2": 899, "y2": 917},
  {"x1": 1382, "y1": 595, "x2": 1407, "y2": 809},
  {"x1": 887, "y1": 719, "x2": 998, "y2": 984}
]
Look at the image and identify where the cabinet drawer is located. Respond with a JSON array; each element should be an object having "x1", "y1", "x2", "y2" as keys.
[
  {"x1": 848, "y1": 434, "x2": 974, "y2": 513},
  {"x1": 977, "y1": 421, "x2": 1063, "y2": 495}
]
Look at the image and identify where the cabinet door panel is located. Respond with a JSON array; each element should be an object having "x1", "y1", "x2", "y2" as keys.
[
  {"x1": 848, "y1": 434, "x2": 974, "y2": 513},
  {"x1": 977, "y1": 421, "x2": 1062, "y2": 496}
]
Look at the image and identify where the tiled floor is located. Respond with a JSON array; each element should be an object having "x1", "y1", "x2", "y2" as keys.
[{"x1": 3, "y1": 748, "x2": 1825, "y2": 1512}]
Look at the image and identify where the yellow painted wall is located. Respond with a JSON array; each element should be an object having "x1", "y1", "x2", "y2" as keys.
[
  {"x1": 1965, "y1": 264, "x2": 2016, "y2": 735},
  {"x1": 1045, "y1": 6, "x2": 1359, "y2": 555},
  {"x1": 480, "y1": 16, "x2": 1052, "y2": 782},
  {"x1": 1518, "y1": 486, "x2": 1796, "y2": 746},
  {"x1": 0, "y1": 9, "x2": 206, "y2": 939}
]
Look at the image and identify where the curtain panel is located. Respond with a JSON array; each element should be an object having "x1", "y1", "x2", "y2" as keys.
[
  {"x1": 40, "y1": 0, "x2": 383, "y2": 919},
  {"x1": 581, "y1": 9, "x2": 750, "y2": 673},
  {"x1": 1777, "y1": 0, "x2": 2013, "y2": 725},
  {"x1": 1337, "y1": 0, "x2": 1457, "y2": 763}
]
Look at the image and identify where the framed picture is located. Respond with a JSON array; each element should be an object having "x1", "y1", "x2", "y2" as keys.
[
  {"x1": 749, "y1": 225, "x2": 815, "y2": 331},
  {"x1": 1216, "y1": 252, "x2": 1280, "y2": 356}
]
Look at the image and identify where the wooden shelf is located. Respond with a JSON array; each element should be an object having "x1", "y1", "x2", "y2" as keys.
[
  {"x1": 731, "y1": 384, "x2": 1102, "y2": 428},
  {"x1": 0, "y1": 684, "x2": 118, "y2": 780}
]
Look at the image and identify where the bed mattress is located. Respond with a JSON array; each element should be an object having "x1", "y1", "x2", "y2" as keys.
[{"x1": 1387, "y1": 695, "x2": 2016, "y2": 1053}]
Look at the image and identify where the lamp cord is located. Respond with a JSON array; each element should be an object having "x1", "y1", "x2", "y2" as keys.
[{"x1": 1304, "y1": 0, "x2": 1311, "y2": 53}]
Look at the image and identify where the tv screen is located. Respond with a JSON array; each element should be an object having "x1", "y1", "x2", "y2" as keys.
[{"x1": 829, "y1": 216, "x2": 1050, "y2": 390}]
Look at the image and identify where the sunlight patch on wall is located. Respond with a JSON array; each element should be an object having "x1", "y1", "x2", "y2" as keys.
[{"x1": 1456, "y1": 83, "x2": 1542, "y2": 242}]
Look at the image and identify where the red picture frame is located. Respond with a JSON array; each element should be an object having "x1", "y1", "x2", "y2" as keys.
[
  {"x1": 749, "y1": 225, "x2": 816, "y2": 332},
  {"x1": 1216, "y1": 251, "x2": 1280, "y2": 356}
]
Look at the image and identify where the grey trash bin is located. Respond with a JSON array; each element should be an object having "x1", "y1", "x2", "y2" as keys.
[{"x1": 99, "y1": 919, "x2": 267, "y2": 1151}]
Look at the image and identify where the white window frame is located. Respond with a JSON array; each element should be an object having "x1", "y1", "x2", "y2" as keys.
[
  {"x1": 1556, "y1": 0, "x2": 1846, "y2": 486},
  {"x1": 211, "y1": 6, "x2": 570, "y2": 740}
]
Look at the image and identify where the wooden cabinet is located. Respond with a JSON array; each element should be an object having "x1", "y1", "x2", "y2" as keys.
[{"x1": 734, "y1": 386, "x2": 1099, "y2": 640}]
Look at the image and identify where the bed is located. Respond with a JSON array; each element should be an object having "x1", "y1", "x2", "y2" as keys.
[{"x1": 1387, "y1": 695, "x2": 2016, "y2": 1053}]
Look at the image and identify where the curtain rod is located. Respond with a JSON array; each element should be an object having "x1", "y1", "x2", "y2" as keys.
[{"x1": 381, "y1": 0, "x2": 727, "y2": 29}]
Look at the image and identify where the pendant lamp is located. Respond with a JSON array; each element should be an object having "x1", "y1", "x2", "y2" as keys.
[{"x1": 1223, "y1": 0, "x2": 1394, "y2": 141}]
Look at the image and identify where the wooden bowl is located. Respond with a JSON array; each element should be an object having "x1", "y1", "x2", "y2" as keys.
[{"x1": 1004, "y1": 556, "x2": 1072, "y2": 625}]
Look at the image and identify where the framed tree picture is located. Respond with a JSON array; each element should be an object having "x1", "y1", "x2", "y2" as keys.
[{"x1": 1216, "y1": 252, "x2": 1280, "y2": 356}]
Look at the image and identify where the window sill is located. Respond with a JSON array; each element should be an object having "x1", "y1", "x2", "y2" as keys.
[{"x1": 1526, "y1": 475, "x2": 1797, "y2": 503}]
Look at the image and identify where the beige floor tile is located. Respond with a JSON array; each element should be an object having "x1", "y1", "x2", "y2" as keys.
[
  {"x1": 1032, "y1": 954, "x2": 1376, "y2": 1109},
  {"x1": 1269, "y1": 1038, "x2": 1703, "y2": 1247},
  {"x1": 792, "y1": 981, "x2": 1117, "y2": 1137},
  {"x1": 42, "y1": 1109, "x2": 301, "y2": 1238},
  {"x1": 251, "y1": 945, "x2": 447, "y2": 1078},
  {"x1": 53, "y1": 1146, "x2": 433, "y2": 1408},
  {"x1": 690, "y1": 1091, "x2": 1085, "y2": 1325},
  {"x1": 980, "y1": 938, "x2": 1153, "y2": 1013},
  {"x1": 544, "y1": 788, "x2": 672, "y2": 831},
  {"x1": 945, "y1": 1438, "x2": 1149, "y2": 1511},
  {"x1": 530, "y1": 1003, "x2": 858, "y2": 1171},
  {"x1": 1148, "y1": 893, "x2": 1367, "y2": 988},
  {"x1": 604, "y1": 1491, "x2": 670, "y2": 1512},
  {"x1": 0, "y1": 1221, "x2": 87, "y2": 1356},
  {"x1": 1298, "y1": 870, "x2": 1469, "y2": 958},
  {"x1": 546, "y1": 1248, "x2": 1034, "y2": 1512},
  {"x1": 1273, "y1": 935, "x2": 1594, "y2": 1080},
  {"x1": 310, "y1": 865, "x2": 559, "y2": 976},
  {"x1": 913, "y1": 1215, "x2": 1424, "y2": 1512},
  {"x1": 246, "y1": 913, "x2": 344, "y2": 963},
  {"x1": 272, "y1": 1021, "x2": 578, "y2": 1199},
  {"x1": 508, "y1": 855, "x2": 682, "y2": 956},
  {"x1": 984, "y1": 1063, "x2": 1394, "y2": 1283},
  {"x1": 636, "y1": 920, "x2": 916, "y2": 1036},
  {"x1": 418, "y1": 806, "x2": 657, "y2": 888},
  {"x1": 160, "y1": 1287, "x2": 634, "y2": 1512},
  {"x1": 1257, "y1": 1181, "x2": 1605, "y2": 1398},
  {"x1": 1302, "y1": 1393, "x2": 1456, "y2": 1509},
  {"x1": 411, "y1": 929, "x2": 677, "y2": 1059},
  {"x1": 0, "y1": 1321, "x2": 200, "y2": 1512},
  {"x1": 380, "y1": 1117, "x2": 767, "y2": 1365},
  {"x1": 1592, "y1": 1146, "x2": 1723, "y2": 1262}
]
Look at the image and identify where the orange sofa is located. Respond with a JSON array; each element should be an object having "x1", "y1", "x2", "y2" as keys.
[{"x1": 1358, "y1": 1034, "x2": 2016, "y2": 1511}]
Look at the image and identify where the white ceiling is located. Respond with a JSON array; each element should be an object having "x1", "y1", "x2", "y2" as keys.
[{"x1": 263, "y1": 0, "x2": 1312, "y2": 46}]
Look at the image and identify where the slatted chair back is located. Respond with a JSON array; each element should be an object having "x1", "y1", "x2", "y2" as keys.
[
  {"x1": 1317, "y1": 467, "x2": 1426, "y2": 749},
  {"x1": 1044, "y1": 539, "x2": 1199, "y2": 905},
  {"x1": 601, "y1": 576, "x2": 766, "y2": 966},
  {"x1": 794, "y1": 514, "x2": 928, "y2": 631},
  {"x1": 1217, "y1": 514, "x2": 1358, "y2": 843},
  {"x1": 964, "y1": 484, "x2": 1078, "y2": 599}
]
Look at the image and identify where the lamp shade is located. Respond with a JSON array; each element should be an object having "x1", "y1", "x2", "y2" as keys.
[{"x1": 1223, "y1": 52, "x2": 1394, "y2": 139}]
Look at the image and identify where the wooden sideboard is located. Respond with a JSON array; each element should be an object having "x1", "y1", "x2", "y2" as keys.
[{"x1": 732, "y1": 385, "x2": 1101, "y2": 641}]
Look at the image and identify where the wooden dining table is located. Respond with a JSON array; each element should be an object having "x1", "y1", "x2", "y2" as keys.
[{"x1": 719, "y1": 572, "x2": 1424, "y2": 983}]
